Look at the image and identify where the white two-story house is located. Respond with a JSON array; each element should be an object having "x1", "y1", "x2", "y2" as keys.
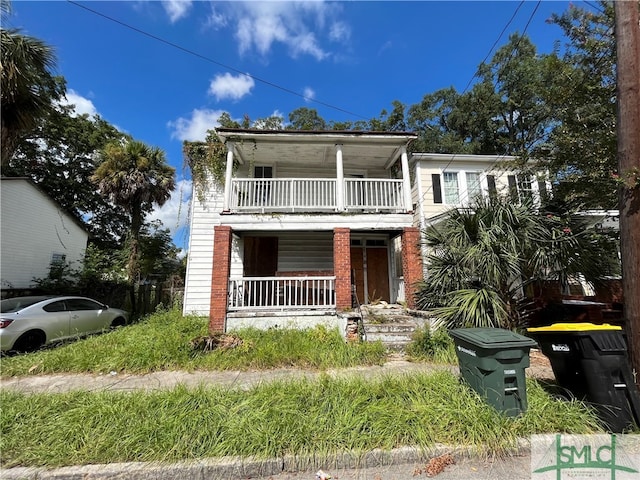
[{"x1": 183, "y1": 129, "x2": 423, "y2": 333}]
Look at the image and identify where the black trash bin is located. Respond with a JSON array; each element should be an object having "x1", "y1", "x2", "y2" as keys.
[
  {"x1": 449, "y1": 328, "x2": 537, "y2": 417},
  {"x1": 528, "y1": 322, "x2": 640, "y2": 432}
]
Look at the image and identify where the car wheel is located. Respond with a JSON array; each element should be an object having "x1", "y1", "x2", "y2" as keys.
[
  {"x1": 110, "y1": 317, "x2": 126, "y2": 329},
  {"x1": 13, "y1": 330, "x2": 45, "y2": 353}
]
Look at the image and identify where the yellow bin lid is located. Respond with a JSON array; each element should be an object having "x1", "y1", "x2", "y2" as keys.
[{"x1": 527, "y1": 322, "x2": 622, "y2": 332}]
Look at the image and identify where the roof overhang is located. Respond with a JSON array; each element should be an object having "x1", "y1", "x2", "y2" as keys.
[{"x1": 216, "y1": 128, "x2": 417, "y2": 169}]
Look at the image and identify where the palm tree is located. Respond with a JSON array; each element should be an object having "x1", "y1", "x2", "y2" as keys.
[
  {"x1": 91, "y1": 140, "x2": 176, "y2": 312},
  {"x1": 417, "y1": 195, "x2": 619, "y2": 330},
  {"x1": 1, "y1": 5, "x2": 64, "y2": 166}
]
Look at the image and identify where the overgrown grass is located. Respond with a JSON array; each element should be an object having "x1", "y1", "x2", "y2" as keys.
[
  {"x1": 0, "y1": 308, "x2": 386, "y2": 376},
  {"x1": 0, "y1": 371, "x2": 602, "y2": 468},
  {"x1": 406, "y1": 327, "x2": 457, "y2": 364}
]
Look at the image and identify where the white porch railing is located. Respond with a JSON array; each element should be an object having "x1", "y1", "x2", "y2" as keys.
[
  {"x1": 344, "y1": 178, "x2": 404, "y2": 211},
  {"x1": 230, "y1": 178, "x2": 406, "y2": 212},
  {"x1": 228, "y1": 276, "x2": 336, "y2": 310}
]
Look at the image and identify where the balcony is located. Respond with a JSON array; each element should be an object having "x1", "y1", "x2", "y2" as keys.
[
  {"x1": 228, "y1": 276, "x2": 336, "y2": 310},
  {"x1": 230, "y1": 178, "x2": 406, "y2": 213}
]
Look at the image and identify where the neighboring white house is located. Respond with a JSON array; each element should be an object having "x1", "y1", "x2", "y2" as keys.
[
  {"x1": 183, "y1": 128, "x2": 423, "y2": 333},
  {"x1": 1, "y1": 177, "x2": 89, "y2": 292}
]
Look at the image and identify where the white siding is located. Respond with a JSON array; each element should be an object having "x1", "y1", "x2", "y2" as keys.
[
  {"x1": 277, "y1": 232, "x2": 333, "y2": 272},
  {"x1": 182, "y1": 182, "x2": 223, "y2": 316},
  {"x1": 0, "y1": 179, "x2": 88, "y2": 289}
]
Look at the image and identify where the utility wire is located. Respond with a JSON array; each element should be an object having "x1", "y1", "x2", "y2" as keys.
[{"x1": 66, "y1": 0, "x2": 369, "y2": 121}]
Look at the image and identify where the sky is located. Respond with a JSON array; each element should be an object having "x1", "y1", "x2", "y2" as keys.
[{"x1": 8, "y1": 0, "x2": 594, "y2": 251}]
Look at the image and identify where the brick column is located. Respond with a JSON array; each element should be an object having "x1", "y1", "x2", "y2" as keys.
[
  {"x1": 209, "y1": 226, "x2": 232, "y2": 333},
  {"x1": 333, "y1": 228, "x2": 351, "y2": 310},
  {"x1": 401, "y1": 227, "x2": 423, "y2": 310}
]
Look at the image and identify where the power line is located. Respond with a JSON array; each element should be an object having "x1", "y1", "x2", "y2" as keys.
[{"x1": 66, "y1": 0, "x2": 369, "y2": 121}]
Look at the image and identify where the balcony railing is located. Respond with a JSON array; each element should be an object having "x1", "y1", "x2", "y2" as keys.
[
  {"x1": 230, "y1": 178, "x2": 405, "y2": 213},
  {"x1": 228, "y1": 276, "x2": 336, "y2": 310}
]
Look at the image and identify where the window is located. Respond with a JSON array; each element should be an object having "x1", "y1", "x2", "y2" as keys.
[
  {"x1": 49, "y1": 253, "x2": 66, "y2": 279},
  {"x1": 67, "y1": 298, "x2": 103, "y2": 311},
  {"x1": 508, "y1": 174, "x2": 538, "y2": 204},
  {"x1": 254, "y1": 166, "x2": 272, "y2": 178},
  {"x1": 43, "y1": 301, "x2": 67, "y2": 313},
  {"x1": 443, "y1": 172, "x2": 459, "y2": 204},
  {"x1": 465, "y1": 172, "x2": 482, "y2": 201}
]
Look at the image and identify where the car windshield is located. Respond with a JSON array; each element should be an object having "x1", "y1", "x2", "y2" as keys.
[{"x1": 0, "y1": 296, "x2": 52, "y2": 313}]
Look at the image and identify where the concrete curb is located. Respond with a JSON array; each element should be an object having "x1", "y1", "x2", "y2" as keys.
[{"x1": 1, "y1": 442, "x2": 532, "y2": 480}]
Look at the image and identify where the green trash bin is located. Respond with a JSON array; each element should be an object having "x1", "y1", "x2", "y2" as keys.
[{"x1": 449, "y1": 328, "x2": 537, "y2": 416}]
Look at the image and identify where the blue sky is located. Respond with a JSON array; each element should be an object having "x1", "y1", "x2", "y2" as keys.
[{"x1": 9, "y1": 0, "x2": 590, "y2": 250}]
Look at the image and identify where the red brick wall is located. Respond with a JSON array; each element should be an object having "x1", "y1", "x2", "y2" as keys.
[
  {"x1": 402, "y1": 227, "x2": 423, "y2": 310},
  {"x1": 334, "y1": 228, "x2": 351, "y2": 310},
  {"x1": 209, "y1": 226, "x2": 232, "y2": 333}
]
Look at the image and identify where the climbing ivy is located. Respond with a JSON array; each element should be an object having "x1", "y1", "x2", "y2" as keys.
[{"x1": 182, "y1": 130, "x2": 229, "y2": 203}]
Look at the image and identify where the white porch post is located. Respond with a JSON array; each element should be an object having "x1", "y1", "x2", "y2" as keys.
[
  {"x1": 336, "y1": 144, "x2": 344, "y2": 211},
  {"x1": 223, "y1": 142, "x2": 235, "y2": 211},
  {"x1": 400, "y1": 146, "x2": 412, "y2": 212}
]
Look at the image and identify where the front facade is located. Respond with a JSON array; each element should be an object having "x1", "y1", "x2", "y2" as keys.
[
  {"x1": 0, "y1": 177, "x2": 89, "y2": 293},
  {"x1": 183, "y1": 129, "x2": 423, "y2": 332}
]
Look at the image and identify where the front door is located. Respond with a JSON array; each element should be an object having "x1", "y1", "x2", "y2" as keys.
[
  {"x1": 243, "y1": 236, "x2": 278, "y2": 306},
  {"x1": 350, "y1": 238, "x2": 390, "y2": 304}
]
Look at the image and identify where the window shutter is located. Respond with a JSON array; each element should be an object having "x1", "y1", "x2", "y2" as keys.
[
  {"x1": 432, "y1": 174, "x2": 443, "y2": 204},
  {"x1": 538, "y1": 180, "x2": 548, "y2": 202},
  {"x1": 487, "y1": 175, "x2": 497, "y2": 198},
  {"x1": 507, "y1": 175, "x2": 518, "y2": 202}
]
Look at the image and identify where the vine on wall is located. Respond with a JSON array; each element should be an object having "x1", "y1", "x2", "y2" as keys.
[{"x1": 182, "y1": 130, "x2": 230, "y2": 203}]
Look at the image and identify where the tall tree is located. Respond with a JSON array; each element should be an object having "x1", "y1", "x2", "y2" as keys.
[
  {"x1": 540, "y1": 2, "x2": 618, "y2": 209},
  {"x1": 1, "y1": 9, "x2": 64, "y2": 166},
  {"x1": 91, "y1": 140, "x2": 175, "y2": 311}
]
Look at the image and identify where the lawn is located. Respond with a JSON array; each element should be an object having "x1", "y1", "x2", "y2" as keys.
[
  {"x1": 0, "y1": 307, "x2": 387, "y2": 377},
  {"x1": 0, "y1": 371, "x2": 602, "y2": 468},
  {"x1": 0, "y1": 307, "x2": 608, "y2": 469}
]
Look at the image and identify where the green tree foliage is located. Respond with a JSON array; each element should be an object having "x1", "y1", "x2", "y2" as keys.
[
  {"x1": 138, "y1": 220, "x2": 183, "y2": 283},
  {"x1": 0, "y1": 6, "x2": 64, "y2": 166},
  {"x1": 417, "y1": 195, "x2": 619, "y2": 330},
  {"x1": 539, "y1": 2, "x2": 618, "y2": 209},
  {"x1": 287, "y1": 107, "x2": 327, "y2": 130},
  {"x1": 408, "y1": 35, "x2": 555, "y2": 157},
  {"x1": 91, "y1": 140, "x2": 176, "y2": 301},
  {"x1": 8, "y1": 105, "x2": 130, "y2": 247}
]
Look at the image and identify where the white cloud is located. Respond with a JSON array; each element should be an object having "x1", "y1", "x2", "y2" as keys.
[
  {"x1": 208, "y1": 73, "x2": 255, "y2": 102},
  {"x1": 162, "y1": 0, "x2": 192, "y2": 23},
  {"x1": 60, "y1": 90, "x2": 97, "y2": 117},
  {"x1": 213, "y1": 2, "x2": 346, "y2": 61},
  {"x1": 168, "y1": 108, "x2": 226, "y2": 142},
  {"x1": 148, "y1": 178, "x2": 192, "y2": 238},
  {"x1": 329, "y1": 21, "x2": 350, "y2": 42},
  {"x1": 303, "y1": 87, "x2": 315, "y2": 103},
  {"x1": 205, "y1": 4, "x2": 227, "y2": 29}
]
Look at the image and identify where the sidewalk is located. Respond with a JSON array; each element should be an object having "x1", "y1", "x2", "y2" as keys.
[
  {"x1": 0, "y1": 353, "x2": 554, "y2": 395},
  {"x1": 0, "y1": 355, "x2": 552, "y2": 479}
]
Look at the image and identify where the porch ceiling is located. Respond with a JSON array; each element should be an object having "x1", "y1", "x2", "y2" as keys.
[{"x1": 216, "y1": 129, "x2": 417, "y2": 169}]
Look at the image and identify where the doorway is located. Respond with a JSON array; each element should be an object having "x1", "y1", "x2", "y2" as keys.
[{"x1": 350, "y1": 236, "x2": 390, "y2": 304}]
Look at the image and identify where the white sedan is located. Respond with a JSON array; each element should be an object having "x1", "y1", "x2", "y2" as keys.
[{"x1": 0, "y1": 296, "x2": 129, "y2": 352}]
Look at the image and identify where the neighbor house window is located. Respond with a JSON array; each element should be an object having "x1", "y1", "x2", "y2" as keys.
[
  {"x1": 443, "y1": 172, "x2": 460, "y2": 204},
  {"x1": 465, "y1": 172, "x2": 482, "y2": 202},
  {"x1": 49, "y1": 253, "x2": 66, "y2": 279},
  {"x1": 508, "y1": 174, "x2": 538, "y2": 204}
]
